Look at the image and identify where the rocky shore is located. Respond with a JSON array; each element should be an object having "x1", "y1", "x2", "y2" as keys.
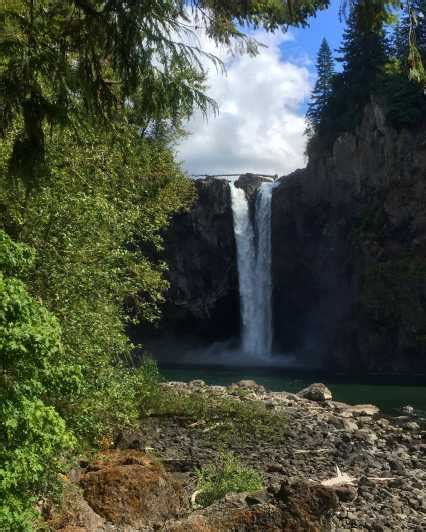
[{"x1": 51, "y1": 381, "x2": 425, "y2": 531}]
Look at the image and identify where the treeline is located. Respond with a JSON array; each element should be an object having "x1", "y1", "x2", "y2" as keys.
[{"x1": 306, "y1": 0, "x2": 426, "y2": 154}]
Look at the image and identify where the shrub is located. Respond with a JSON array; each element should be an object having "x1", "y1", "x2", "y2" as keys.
[
  {"x1": 0, "y1": 231, "x2": 77, "y2": 530},
  {"x1": 195, "y1": 452, "x2": 263, "y2": 507}
]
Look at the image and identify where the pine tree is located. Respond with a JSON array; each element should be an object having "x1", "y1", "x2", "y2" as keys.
[
  {"x1": 306, "y1": 38, "x2": 335, "y2": 135},
  {"x1": 334, "y1": 1, "x2": 389, "y2": 125},
  {"x1": 338, "y1": 2, "x2": 388, "y2": 97},
  {"x1": 306, "y1": 1, "x2": 391, "y2": 152}
]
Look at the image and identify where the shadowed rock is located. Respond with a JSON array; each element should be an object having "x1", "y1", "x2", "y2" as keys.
[{"x1": 79, "y1": 450, "x2": 189, "y2": 528}]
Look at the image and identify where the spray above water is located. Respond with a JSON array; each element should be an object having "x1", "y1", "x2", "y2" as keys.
[{"x1": 229, "y1": 181, "x2": 274, "y2": 357}]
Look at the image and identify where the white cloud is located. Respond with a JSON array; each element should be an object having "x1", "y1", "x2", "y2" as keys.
[{"x1": 175, "y1": 28, "x2": 311, "y2": 177}]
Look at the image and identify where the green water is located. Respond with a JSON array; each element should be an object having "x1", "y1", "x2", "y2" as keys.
[{"x1": 160, "y1": 365, "x2": 426, "y2": 416}]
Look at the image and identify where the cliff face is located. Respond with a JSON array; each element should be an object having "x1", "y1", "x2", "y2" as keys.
[
  {"x1": 272, "y1": 102, "x2": 426, "y2": 372},
  {"x1": 159, "y1": 177, "x2": 239, "y2": 340},
  {"x1": 146, "y1": 103, "x2": 426, "y2": 373}
]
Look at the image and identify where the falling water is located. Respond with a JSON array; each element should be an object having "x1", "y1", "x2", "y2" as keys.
[
  {"x1": 229, "y1": 181, "x2": 274, "y2": 357},
  {"x1": 229, "y1": 182, "x2": 257, "y2": 354},
  {"x1": 254, "y1": 182, "x2": 274, "y2": 355}
]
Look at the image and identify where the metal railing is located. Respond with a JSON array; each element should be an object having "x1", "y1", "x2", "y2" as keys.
[{"x1": 190, "y1": 173, "x2": 279, "y2": 179}]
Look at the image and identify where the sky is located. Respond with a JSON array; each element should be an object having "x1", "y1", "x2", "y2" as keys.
[{"x1": 176, "y1": 1, "x2": 346, "y2": 177}]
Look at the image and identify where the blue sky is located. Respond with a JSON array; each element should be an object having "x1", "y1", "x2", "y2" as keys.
[{"x1": 287, "y1": 0, "x2": 345, "y2": 64}]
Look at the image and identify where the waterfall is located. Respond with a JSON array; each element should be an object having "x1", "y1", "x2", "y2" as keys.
[
  {"x1": 229, "y1": 183, "x2": 257, "y2": 354},
  {"x1": 229, "y1": 181, "x2": 274, "y2": 357},
  {"x1": 254, "y1": 182, "x2": 273, "y2": 355}
]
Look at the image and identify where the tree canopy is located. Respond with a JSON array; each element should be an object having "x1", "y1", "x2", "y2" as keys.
[{"x1": 306, "y1": 0, "x2": 426, "y2": 155}]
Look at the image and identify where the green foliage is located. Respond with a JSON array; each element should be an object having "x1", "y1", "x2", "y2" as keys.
[
  {"x1": 66, "y1": 358, "x2": 162, "y2": 447},
  {"x1": 195, "y1": 452, "x2": 263, "y2": 507},
  {"x1": 0, "y1": 229, "x2": 163, "y2": 527},
  {"x1": 0, "y1": 230, "x2": 76, "y2": 530},
  {"x1": 0, "y1": 122, "x2": 194, "y2": 447},
  {"x1": 146, "y1": 388, "x2": 287, "y2": 446},
  {"x1": 382, "y1": 63, "x2": 426, "y2": 128}
]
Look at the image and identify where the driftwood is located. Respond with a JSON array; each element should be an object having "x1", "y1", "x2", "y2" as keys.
[
  {"x1": 294, "y1": 448, "x2": 330, "y2": 454},
  {"x1": 321, "y1": 466, "x2": 356, "y2": 487},
  {"x1": 319, "y1": 466, "x2": 397, "y2": 487},
  {"x1": 191, "y1": 489, "x2": 204, "y2": 509}
]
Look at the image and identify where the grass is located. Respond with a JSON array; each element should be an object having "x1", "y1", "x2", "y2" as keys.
[
  {"x1": 195, "y1": 452, "x2": 263, "y2": 507},
  {"x1": 143, "y1": 387, "x2": 287, "y2": 446}
]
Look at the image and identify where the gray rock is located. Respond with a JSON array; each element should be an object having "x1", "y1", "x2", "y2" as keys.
[
  {"x1": 209, "y1": 385, "x2": 227, "y2": 394},
  {"x1": 189, "y1": 379, "x2": 206, "y2": 387},
  {"x1": 245, "y1": 490, "x2": 270, "y2": 506},
  {"x1": 328, "y1": 415, "x2": 359, "y2": 432},
  {"x1": 333, "y1": 485, "x2": 358, "y2": 502},
  {"x1": 297, "y1": 383, "x2": 332, "y2": 402},
  {"x1": 237, "y1": 379, "x2": 263, "y2": 390},
  {"x1": 267, "y1": 463, "x2": 286, "y2": 474},
  {"x1": 354, "y1": 429, "x2": 378, "y2": 445},
  {"x1": 346, "y1": 404, "x2": 380, "y2": 417}
]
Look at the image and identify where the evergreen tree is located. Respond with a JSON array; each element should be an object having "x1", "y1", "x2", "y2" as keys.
[
  {"x1": 0, "y1": 0, "x2": 332, "y2": 184},
  {"x1": 306, "y1": 38, "x2": 335, "y2": 135},
  {"x1": 336, "y1": 1, "x2": 389, "y2": 109},
  {"x1": 307, "y1": 1, "x2": 391, "y2": 153}
]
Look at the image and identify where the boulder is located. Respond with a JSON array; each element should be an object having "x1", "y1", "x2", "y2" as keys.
[
  {"x1": 47, "y1": 481, "x2": 106, "y2": 531},
  {"x1": 237, "y1": 380, "x2": 265, "y2": 393},
  {"x1": 162, "y1": 501, "x2": 284, "y2": 532},
  {"x1": 328, "y1": 415, "x2": 358, "y2": 432},
  {"x1": 346, "y1": 404, "x2": 380, "y2": 417},
  {"x1": 79, "y1": 450, "x2": 189, "y2": 528},
  {"x1": 235, "y1": 173, "x2": 273, "y2": 200},
  {"x1": 276, "y1": 479, "x2": 339, "y2": 529},
  {"x1": 163, "y1": 480, "x2": 338, "y2": 531},
  {"x1": 297, "y1": 383, "x2": 332, "y2": 402},
  {"x1": 353, "y1": 429, "x2": 378, "y2": 445},
  {"x1": 189, "y1": 379, "x2": 206, "y2": 387}
]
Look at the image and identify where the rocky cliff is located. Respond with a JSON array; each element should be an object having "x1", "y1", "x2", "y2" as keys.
[
  {"x1": 158, "y1": 177, "x2": 239, "y2": 341},
  {"x1": 272, "y1": 101, "x2": 426, "y2": 372},
  {"x1": 144, "y1": 103, "x2": 426, "y2": 373}
]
